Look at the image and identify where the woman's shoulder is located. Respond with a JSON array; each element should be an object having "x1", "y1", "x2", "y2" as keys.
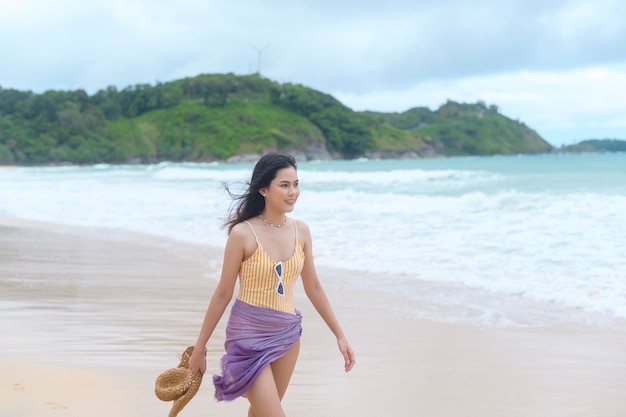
[
  {"x1": 228, "y1": 221, "x2": 255, "y2": 242},
  {"x1": 231, "y1": 220, "x2": 251, "y2": 232},
  {"x1": 227, "y1": 221, "x2": 258, "y2": 255}
]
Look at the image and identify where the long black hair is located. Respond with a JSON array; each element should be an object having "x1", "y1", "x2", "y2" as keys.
[{"x1": 223, "y1": 152, "x2": 297, "y2": 233}]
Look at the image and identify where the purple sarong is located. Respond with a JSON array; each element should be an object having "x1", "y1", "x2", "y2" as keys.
[{"x1": 213, "y1": 299, "x2": 302, "y2": 401}]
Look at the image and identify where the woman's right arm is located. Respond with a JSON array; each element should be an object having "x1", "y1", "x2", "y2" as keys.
[{"x1": 188, "y1": 225, "x2": 247, "y2": 375}]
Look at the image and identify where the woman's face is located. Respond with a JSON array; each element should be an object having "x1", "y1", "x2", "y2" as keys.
[{"x1": 262, "y1": 166, "x2": 300, "y2": 213}]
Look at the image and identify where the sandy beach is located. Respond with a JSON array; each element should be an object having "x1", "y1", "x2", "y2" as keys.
[{"x1": 1, "y1": 218, "x2": 626, "y2": 417}]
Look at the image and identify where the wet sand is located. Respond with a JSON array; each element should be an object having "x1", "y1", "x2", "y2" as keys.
[{"x1": 1, "y1": 218, "x2": 625, "y2": 417}]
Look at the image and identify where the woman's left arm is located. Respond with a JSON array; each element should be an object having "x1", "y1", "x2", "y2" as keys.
[{"x1": 298, "y1": 220, "x2": 355, "y2": 372}]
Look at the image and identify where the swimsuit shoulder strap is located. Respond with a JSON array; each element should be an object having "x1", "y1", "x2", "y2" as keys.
[{"x1": 243, "y1": 220, "x2": 260, "y2": 241}]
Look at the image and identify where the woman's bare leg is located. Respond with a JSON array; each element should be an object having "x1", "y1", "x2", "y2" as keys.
[
  {"x1": 271, "y1": 339, "x2": 300, "y2": 400},
  {"x1": 247, "y1": 340, "x2": 301, "y2": 417},
  {"x1": 245, "y1": 366, "x2": 284, "y2": 417}
]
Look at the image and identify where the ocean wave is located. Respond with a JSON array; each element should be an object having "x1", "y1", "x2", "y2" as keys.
[{"x1": 1, "y1": 155, "x2": 625, "y2": 323}]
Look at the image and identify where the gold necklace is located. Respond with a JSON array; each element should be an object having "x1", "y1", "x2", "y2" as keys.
[{"x1": 259, "y1": 214, "x2": 287, "y2": 228}]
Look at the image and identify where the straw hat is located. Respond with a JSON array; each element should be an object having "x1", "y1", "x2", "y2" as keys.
[{"x1": 155, "y1": 346, "x2": 203, "y2": 417}]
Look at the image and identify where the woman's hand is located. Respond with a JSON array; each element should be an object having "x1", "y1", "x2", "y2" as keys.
[
  {"x1": 337, "y1": 336, "x2": 355, "y2": 372},
  {"x1": 189, "y1": 346, "x2": 207, "y2": 377}
]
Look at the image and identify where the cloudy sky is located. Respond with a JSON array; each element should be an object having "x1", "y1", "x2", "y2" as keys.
[{"x1": 1, "y1": 0, "x2": 625, "y2": 146}]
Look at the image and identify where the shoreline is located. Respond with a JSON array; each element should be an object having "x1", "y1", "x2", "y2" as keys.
[
  {"x1": 2, "y1": 213, "x2": 623, "y2": 331},
  {"x1": 1, "y1": 148, "x2": 625, "y2": 169},
  {"x1": 1, "y1": 218, "x2": 626, "y2": 416}
]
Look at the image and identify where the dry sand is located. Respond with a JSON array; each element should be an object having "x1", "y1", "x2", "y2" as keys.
[{"x1": 1, "y1": 218, "x2": 625, "y2": 417}]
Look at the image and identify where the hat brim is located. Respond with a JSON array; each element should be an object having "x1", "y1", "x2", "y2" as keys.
[
  {"x1": 155, "y1": 368, "x2": 195, "y2": 402},
  {"x1": 169, "y1": 372, "x2": 202, "y2": 417}
]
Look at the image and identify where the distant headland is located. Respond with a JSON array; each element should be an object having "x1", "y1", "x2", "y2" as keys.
[{"x1": 0, "y1": 73, "x2": 622, "y2": 165}]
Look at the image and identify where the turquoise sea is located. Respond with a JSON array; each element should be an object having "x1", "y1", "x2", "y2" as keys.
[{"x1": 1, "y1": 152, "x2": 625, "y2": 327}]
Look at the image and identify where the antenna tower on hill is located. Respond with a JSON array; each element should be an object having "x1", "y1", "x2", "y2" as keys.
[{"x1": 251, "y1": 44, "x2": 269, "y2": 77}]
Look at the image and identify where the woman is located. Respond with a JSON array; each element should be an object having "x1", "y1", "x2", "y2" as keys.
[{"x1": 189, "y1": 152, "x2": 355, "y2": 417}]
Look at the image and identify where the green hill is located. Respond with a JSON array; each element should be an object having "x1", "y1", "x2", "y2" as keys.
[
  {"x1": 364, "y1": 101, "x2": 550, "y2": 156},
  {"x1": 558, "y1": 139, "x2": 626, "y2": 153},
  {"x1": 0, "y1": 74, "x2": 553, "y2": 165}
]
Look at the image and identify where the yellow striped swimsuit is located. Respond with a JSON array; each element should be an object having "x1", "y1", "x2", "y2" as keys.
[{"x1": 237, "y1": 221, "x2": 304, "y2": 314}]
